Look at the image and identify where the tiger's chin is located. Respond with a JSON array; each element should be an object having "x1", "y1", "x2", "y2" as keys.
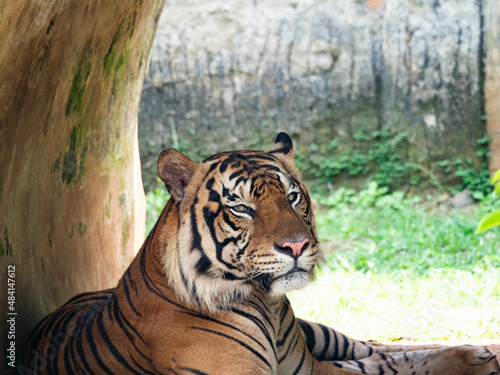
[{"x1": 269, "y1": 270, "x2": 314, "y2": 297}]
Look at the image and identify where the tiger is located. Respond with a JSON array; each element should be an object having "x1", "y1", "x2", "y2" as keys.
[{"x1": 23, "y1": 132, "x2": 500, "y2": 375}]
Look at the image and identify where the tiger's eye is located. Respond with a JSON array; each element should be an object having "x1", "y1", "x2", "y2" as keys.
[
  {"x1": 233, "y1": 204, "x2": 247, "y2": 212},
  {"x1": 287, "y1": 192, "x2": 298, "y2": 202}
]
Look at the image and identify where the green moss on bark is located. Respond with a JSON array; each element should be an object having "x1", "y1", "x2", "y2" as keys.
[
  {"x1": 61, "y1": 123, "x2": 90, "y2": 185},
  {"x1": 66, "y1": 59, "x2": 92, "y2": 116},
  {"x1": 0, "y1": 227, "x2": 13, "y2": 258}
]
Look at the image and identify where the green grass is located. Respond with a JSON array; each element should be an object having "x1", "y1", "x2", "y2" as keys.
[
  {"x1": 289, "y1": 194, "x2": 500, "y2": 342},
  {"x1": 145, "y1": 182, "x2": 170, "y2": 233},
  {"x1": 289, "y1": 268, "x2": 500, "y2": 342},
  {"x1": 315, "y1": 200, "x2": 500, "y2": 274}
]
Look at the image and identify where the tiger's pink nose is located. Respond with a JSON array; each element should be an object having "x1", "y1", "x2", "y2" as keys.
[{"x1": 278, "y1": 238, "x2": 310, "y2": 258}]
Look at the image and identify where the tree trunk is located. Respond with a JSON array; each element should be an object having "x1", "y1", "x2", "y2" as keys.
[
  {"x1": 486, "y1": 0, "x2": 500, "y2": 173},
  {"x1": 0, "y1": 1, "x2": 164, "y2": 371}
]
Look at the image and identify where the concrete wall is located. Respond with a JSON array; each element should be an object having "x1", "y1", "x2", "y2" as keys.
[
  {"x1": 486, "y1": 0, "x2": 500, "y2": 173},
  {"x1": 139, "y1": 0, "x2": 485, "y2": 188}
]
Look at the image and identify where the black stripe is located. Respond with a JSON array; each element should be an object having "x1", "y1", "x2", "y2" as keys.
[
  {"x1": 253, "y1": 164, "x2": 285, "y2": 174},
  {"x1": 28, "y1": 306, "x2": 64, "y2": 364},
  {"x1": 190, "y1": 327, "x2": 272, "y2": 370},
  {"x1": 128, "y1": 353, "x2": 156, "y2": 375},
  {"x1": 202, "y1": 153, "x2": 223, "y2": 163},
  {"x1": 190, "y1": 197, "x2": 203, "y2": 252},
  {"x1": 114, "y1": 300, "x2": 147, "y2": 346},
  {"x1": 178, "y1": 311, "x2": 266, "y2": 350},
  {"x1": 291, "y1": 347, "x2": 306, "y2": 375},
  {"x1": 235, "y1": 236, "x2": 250, "y2": 259},
  {"x1": 123, "y1": 269, "x2": 142, "y2": 316},
  {"x1": 208, "y1": 189, "x2": 220, "y2": 202},
  {"x1": 48, "y1": 307, "x2": 83, "y2": 373},
  {"x1": 180, "y1": 367, "x2": 209, "y2": 375},
  {"x1": 63, "y1": 326, "x2": 75, "y2": 373},
  {"x1": 27, "y1": 312, "x2": 59, "y2": 372},
  {"x1": 195, "y1": 254, "x2": 212, "y2": 274},
  {"x1": 246, "y1": 301, "x2": 274, "y2": 332},
  {"x1": 106, "y1": 297, "x2": 114, "y2": 323},
  {"x1": 90, "y1": 312, "x2": 116, "y2": 374},
  {"x1": 202, "y1": 206, "x2": 238, "y2": 270},
  {"x1": 222, "y1": 271, "x2": 243, "y2": 280},
  {"x1": 318, "y1": 323, "x2": 331, "y2": 360},
  {"x1": 354, "y1": 360, "x2": 367, "y2": 373},
  {"x1": 278, "y1": 329, "x2": 300, "y2": 363},
  {"x1": 332, "y1": 327, "x2": 339, "y2": 360},
  {"x1": 138, "y1": 241, "x2": 188, "y2": 311},
  {"x1": 52, "y1": 310, "x2": 80, "y2": 374},
  {"x1": 379, "y1": 353, "x2": 398, "y2": 374},
  {"x1": 279, "y1": 299, "x2": 290, "y2": 322},
  {"x1": 227, "y1": 307, "x2": 277, "y2": 358},
  {"x1": 233, "y1": 175, "x2": 248, "y2": 188},
  {"x1": 221, "y1": 210, "x2": 240, "y2": 231},
  {"x1": 219, "y1": 154, "x2": 236, "y2": 173},
  {"x1": 65, "y1": 292, "x2": 111, "y2": 306},
  {"x1": 111, "y1": 296, "x2": 150, "y2": 366},
  {"x1": 252, "y1": 294, "x2": 273, "y2": 316},
  {"x1": 277, "y1": 318, "x2": 296, "y2": 347},
  {"x1": 298, "y1": 320, "x2": 315, "y2": 354},
  {"x1": 205, "y1": 177, "x2": 215, "y2": 190},
  {"x1": 363, "y1": 341, "x2": 374, "y2": 357},
  {"x1": 341, "y1": 333, "x2": 349, "y2": 360},
  {"x1": 226, "y1": 153, "x2": 270, "y2": 162},
  {"x1": 73, "y1": 309, "x2": 96, "y2": 374},
  {"x1": 96, "y1": 309, "x2": 143, "y2": 374},
  {"x1": 229, "y1": 169, "x2": 245, "y2": 180}
]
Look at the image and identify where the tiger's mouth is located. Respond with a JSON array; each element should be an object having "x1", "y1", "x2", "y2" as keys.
[
  {"x1": 254, "y1": 266, "x2": 313, "y2": 294},
  {"x1": 280, "y1": 266, "x2": 308, "y2": 278}
]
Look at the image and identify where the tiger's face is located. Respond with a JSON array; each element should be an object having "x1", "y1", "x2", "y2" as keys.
[{"x1": 158, "y1": 133, "x2": 320, "y2": 310}]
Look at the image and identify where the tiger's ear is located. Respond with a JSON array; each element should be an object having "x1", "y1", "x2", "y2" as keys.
[
  {"x1": 157, "y1": 149, "x2": 198, "y2": 202},
  {"x1": 269, "y1": 132, "x2": 294, "y2": 162}
]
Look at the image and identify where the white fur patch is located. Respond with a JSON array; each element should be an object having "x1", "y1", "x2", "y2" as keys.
[{"x1": 269, "y1": 271, "x2": 313, "y2": 296}]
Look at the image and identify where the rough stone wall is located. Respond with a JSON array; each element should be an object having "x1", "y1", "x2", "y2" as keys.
[
  {"x1": 486, "y1": 0, "x2": 500, "y2": 173},
  {"x1": 139, "y1": 0, "x2": 485, "y2": 188},
  {"x1": 0, "y1": 1, "x2": 164, "y2": 370}
]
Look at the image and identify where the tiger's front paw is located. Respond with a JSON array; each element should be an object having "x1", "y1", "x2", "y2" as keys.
[{"x1": 454, "y1": 346, "x2": 500, "y2": 374}]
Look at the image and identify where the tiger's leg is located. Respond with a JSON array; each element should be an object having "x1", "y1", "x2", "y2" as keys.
[
  {"x1": 328, "y1": 345, "x2": 500, "y2": 375},
  {"x1": 298, "y1": 318, "x2": 445, "y2": 362}
]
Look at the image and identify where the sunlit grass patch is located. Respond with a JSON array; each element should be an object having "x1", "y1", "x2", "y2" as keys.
[
  {"x1": 289, "y1": 268, "x2": 500, "y2": 341},
  {"x1": 290, "y1": 193, "x2": 500, "y2": 341}
]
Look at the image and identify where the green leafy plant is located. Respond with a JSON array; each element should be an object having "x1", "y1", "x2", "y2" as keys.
[
  {"x1": 317, "y1": 181, "x2": 410, "y2": 210},
  {"x1": 451, "y1": 154, "x2": 490, "y2": 197},
  {"x1": 443, "y1": 136, "x2": 491, "y2": 197},
  {"x1": 475, "y1": 170, "x2": 500, "y2": 234},
  {"x1": 145, "y1": 180, "x2": 170, "y2": 234},
  {"x1": 297, "y1": 126, "x2": 417, "y2": 191}
]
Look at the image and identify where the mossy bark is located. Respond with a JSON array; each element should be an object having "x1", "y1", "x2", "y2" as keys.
[
  {"x1": 0, "y1": 0, "x2": 164, "y2": 370},
  {"x1": 486, "y1": 0, "x2": 500, "y2": 173}
]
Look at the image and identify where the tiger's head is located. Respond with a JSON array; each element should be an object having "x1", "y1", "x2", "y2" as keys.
[{"x1": 157, "y1": 133, "x2": 320, "y2": 311}]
